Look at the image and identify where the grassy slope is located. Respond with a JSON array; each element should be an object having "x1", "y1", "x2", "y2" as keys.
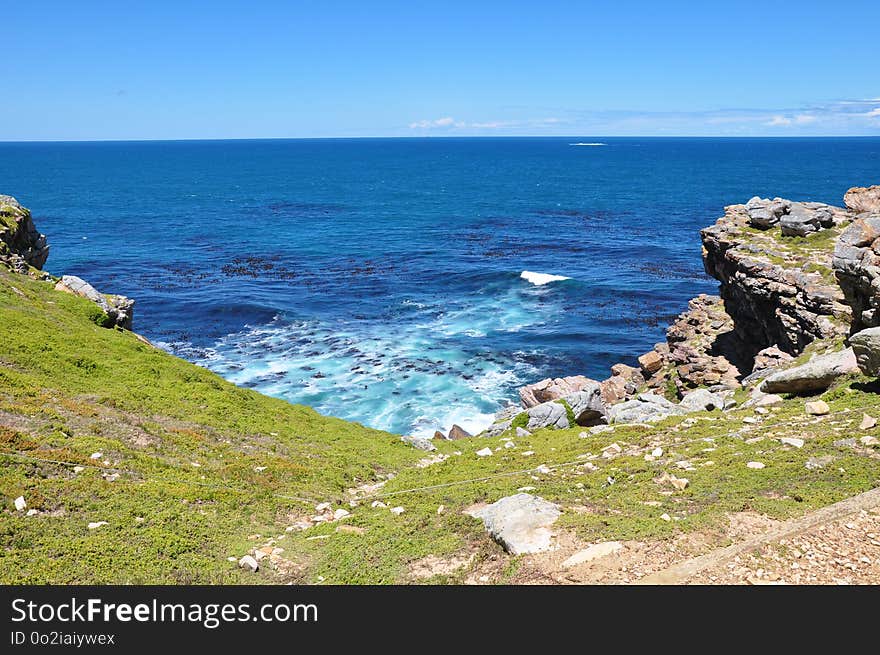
[{"x1": 2, "y1": 269, "x2": 880, "y2": 584}]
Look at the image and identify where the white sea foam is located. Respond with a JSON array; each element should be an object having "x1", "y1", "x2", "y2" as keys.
[
  {"x1": 520, "y1": 270, "x2": 571, "y2": 286},
  {"x1": 569, "y1": 142, "x2": 607, "y2": 146}
]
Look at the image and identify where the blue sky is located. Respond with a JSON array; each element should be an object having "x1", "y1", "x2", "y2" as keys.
[{"x1": 3, "y1": 1, "x2": 879, "y2": 140}]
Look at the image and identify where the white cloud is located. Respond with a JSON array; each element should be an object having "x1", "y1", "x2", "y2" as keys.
[
  {"x1": 407, "y1": 116, "x2": 457, "y2": 129},
  {"x1": 865, "y1": 108, "x2": 880, "y2": 118},
  {"x1": 767, "y1": 115, "x2": 792, "y2": 126},
  {"x1": 794, "y1": 114, "x2": 817, "y2": 124}
]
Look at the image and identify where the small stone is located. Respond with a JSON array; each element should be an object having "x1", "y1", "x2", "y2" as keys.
[
  {"x1": 521, "y1": 450, "x2": 535, "y2": 456},
  {"x1": 670, "y1": 477, "x2": 689, "y2": 491},
  {"x1": 755, "y1": 407, "x2": 769, "y2": 415},
  {"x1": 561, "y1": 541, "x2": 624, "y2": 567},
  {"x1": 860, "y1": 414, "x2": 877, "y2": 430},
  {"x1": 73, "y1": 466, "x2": 85, "y2": 473},
  {"x1": 660, "y1": 513, "x2": 672, "y2": 522},
  {"x1": 805, "y1": 400, "x2": 830, "y2": 416},
  {"x1": 476, "y1": 447, "x2": 493, "y2": 457},
  {"x1": 315, "y1": 502, "x2": 331, "y2": 512},
  {"x1": 26, "y1": 509, "x2": 38, "y2": 516},
  {"x1": 743, "y1": 417, "x2": 759, "y2": 424},
  {"x1": 333, "y1": 508, "x2": 350, "y2": 520},
  {"x1": 13, "y1": 496, "x2": 26, "y2": 511},
  {"x1": 371, "y1": 501, "x2": 387, "y2": 508},
  {"x1": 779, "y1": 437, "x2": 805, "y2": 448},
  {"x1": 805, "y1": 456, "x2": 833, "y2": 470},
  {"x1": 89, "y1": 452, "x2": 102, "y2": 460},
  {"x1": 860, "y1": 436, "x2": 879, "y2": 446},
  {"x1": 135, "y1": 517, "x2": 145, "y2": 523},
  {"x1": 437, "y1": 505, "x2": 445, "y2": 514},
  {"x1": 504, "y1": 441, "x2": 516, "y2": 449},
  {"x1": 747, "y1": 461, "x2": 766, "y2": 470},
  {"x1": 390, "y1": 506, "x2": 405, "y2": 515},
  {"x1": 238, "y1": 555, "x2": 259, "y2": 572},
  {"x1": 651, "y1": 447, "x2": 663, "y2": 458},
  {"x1": 517, "y1": 486, "x2": 536, "y2": 492},
  {"x1": 515, "y1": 427, "x2": 532, "y2": 437},
  {"x1": 254, "y1": 466, "x2": 267, "y2": 472},
  {"x1": 227, "y1": 556, "x2": 238, "y2": 562},
  {"x1": 103, "y1": 473, "x2": 119, "y2": 482},
  {"x1": 87, "y1": 521, "x2": 109, "y2": 530}
]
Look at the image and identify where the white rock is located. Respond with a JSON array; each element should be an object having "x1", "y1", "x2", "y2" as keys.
[
  {"x1": 476, "y1": 447, "x2": 493, "y2": 457},
  {"x1": 535, "y1": 464, "x2": 551, "y2": 474},
  {"x1": 227, "y1": 556, "x2": 238, "y2": 562},
  {"x1": 779, "y1": 437, "x2": 805, "y2": 448},
  {"x1": 504, "y1": 441, "x2": 516, "y2": 449},
  {"x1": 26, "y1": 509, "x2": 39, "y2": 516},
  {"x1": 860, "y1": 436, "x2": 879, "y2": 446},
  {"x1": 517, "y1": 486, "x2": 537, "y2": 492},
  {"x1": 437, "y1": 505, "x2": 445, "y2": 514},
  {"x1": 651, "y1": 447, "x2": 663, "y2": 457},
  {"x1": 73, "y1": 466, "x2": 85, "y2": 473},
  {"x1": 521, "y1": 450, "x2": 535, "y2": 456},
  {"x1": 89, "y1": 452, "x2": 102, "y2": 460},
  {"x1": 13, "y1": 496, "x2": 26, "y2": 511},
  {"x1": 743, "y1": 417, "x2": 759, "y2": 424},
  {"x1": 562, "y1": 541, "x2": 624, "y2": 567},
  {"x1": 746, "y1": 461, "x2": 766, "y2": 469},
  {"x1": 470, "y1": 493, "x2": 561, "y2": 555},
  {"x1": 515, "y1": 427, "x2": 532, "y2": 437},
  {"x1": 315, "y1": 502, "x2": 331, "y2": 512},
  {"x1": 254, "y1": 466, "x2": 267, "y2": 472},
  {"x1": 371, "y1": 501, "x2": 387, "y2": 508},
  {"x1": 390, "y1": 506, "x2": 405, "y2": 515},
  {"x1": 333, "y1": 508, "x2": 350, "y2": 521},
  {"x1": 660, "y1": 513, "x2": 671, "y2": 522},
  {"x1": 87, "y1": 521, "x2": 108, "y2": 530},
  {"x1": 238, "y1": 555, "x2": 259, "y2": 572}
]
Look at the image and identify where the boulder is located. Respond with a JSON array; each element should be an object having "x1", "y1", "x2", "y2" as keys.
[
  {"x1": 482, "y1": 420, "x2": 512, "y2": 438},
  {"x1": 525, "y1": 401, "x2": 570, "y2": 431},
  {"x1": 832, "y1": 215, "x2": 880, "y2": 331},
  {"x1": 678, "y1": 388, "x2": 725, "y2": 412},
  {"x1": 844, "y1": 185, "x2": 880, "y2": 213},
  {"x1": 779, "y1": 203, "x2": 823, "y2": 237},
  {"x1": 562, "y1": 384, "x2": 608, "y2": 426},
  {"x1": 849, "y1": 327, "x2": 880, "y2": 376},
  {"x1": 518, "y1": 375, "x2": 596, "y2": 409},
  {"x1": 760, "y1": 348, "x2": 858, "y2": 394},
  {"x1": 433, "y1": 430, "x2": 447, "y2": 440},
  {"x1": 469, "y1": 493, "x2": 561, "y2": 555},
  {"x1": 745, "y1": 196, "x2": 790, "y2": 229},
  {"x1": 447, "y1": 424, "x2": 472, "y2": 440},
  {"x1": 401, "y1": 435, "x2": 436, "y2": 452},
  {"x1": 600, "y1": 363, "x2": 643, "y2": 403},
  {"x1": 609, "y1": 393, "x2": 686, "y2": 424},
  {"x1": 55, "y1": 275, "x2": 134, "y2": 330},
  {"x1": 805, "y1": 400, "x2": 830, "y2": 416},
  {"x1": 637, "y1": 351, "x2": 663, "y2": 376}
]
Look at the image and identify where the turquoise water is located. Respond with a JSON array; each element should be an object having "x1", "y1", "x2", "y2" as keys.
[{"x1": 1, "y1": 137, "x2": 878, "y2": 435}]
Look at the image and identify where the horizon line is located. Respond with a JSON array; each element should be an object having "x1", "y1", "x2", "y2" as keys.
[{"x1": 2, "y1": 134, "x2": 880, "y2": 144}]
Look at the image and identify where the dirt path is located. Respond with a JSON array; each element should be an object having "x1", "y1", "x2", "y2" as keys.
[{"x1": 638, "y1": 487, "x2": 880, "y2": 585}]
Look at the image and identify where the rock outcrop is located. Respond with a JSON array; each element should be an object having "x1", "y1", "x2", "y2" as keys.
[
  {"x1": 760, "y1": 347, "x2": 858, "y2": 394},
  {"x1": 832, "y1": 214, "x2": 880, "y2": 332},
  {"x1": 519, "y1": 375, "x2": 595, "y2": 408},
  {"x1": 702, "y1": 200, "x2": 851, "y2": 354},
  {"x1": 54, "y1": 275, "x2": 135, "y2": 330},
  {"x1": 1, "y1": 195, "x2": 135, "y2": 330},
  {"x1": 849, "y1": 327, "x2": 880, "y2": 376},
  {"x1": 844, "y1": 185, "x2": 880, "y2": 214},
  {"x1": 0, "y1": 195, "x2": 49, "y2": 273}
]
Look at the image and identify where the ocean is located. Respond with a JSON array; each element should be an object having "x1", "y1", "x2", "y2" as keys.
[{"x1": 2, "y1": 137, "x2": 878, "y2": 436}]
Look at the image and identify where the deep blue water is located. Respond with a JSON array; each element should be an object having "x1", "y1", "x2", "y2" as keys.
[{"x1": 1, "y1": 137, "x2": 878, "y2": 435}]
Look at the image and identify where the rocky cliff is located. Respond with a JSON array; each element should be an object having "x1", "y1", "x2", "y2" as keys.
[
  {"x1": 0, "y1": 195, "x2": 49, "y2": 273},
  {"x1": 484, "y1": 184, "x2": 880, "y2": 436},
  {"x1": 0, "y1": 194, "x2": 134, "y2": 330}
]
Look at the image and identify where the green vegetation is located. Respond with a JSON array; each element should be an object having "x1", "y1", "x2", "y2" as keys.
[{"x1": 1, "y1": 268, "x2": 879, "y2": 584}]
